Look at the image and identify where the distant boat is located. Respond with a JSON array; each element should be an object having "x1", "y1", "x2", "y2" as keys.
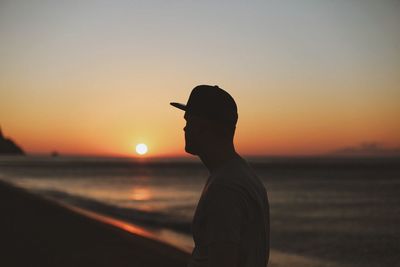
[{"x1": 51, "y1": 151, "x2": 59, "y2": 157}]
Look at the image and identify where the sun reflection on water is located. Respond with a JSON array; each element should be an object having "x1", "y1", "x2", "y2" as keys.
[{"x1": 130, "y1": 187, "x2": 152, "y2": 201}]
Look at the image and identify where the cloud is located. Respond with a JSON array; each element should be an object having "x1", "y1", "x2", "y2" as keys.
[{"x1": 331, "y1": 142, "x2": 400, "y2": 157}]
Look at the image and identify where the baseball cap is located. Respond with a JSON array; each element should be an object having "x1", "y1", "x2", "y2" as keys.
[{"x1": 170, "y1": 85, "x2": 238, "y2": 127}]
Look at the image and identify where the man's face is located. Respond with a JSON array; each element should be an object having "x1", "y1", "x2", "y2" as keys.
[{"x1": 183, "y1": 113, "x2": 203, "y2": 155}]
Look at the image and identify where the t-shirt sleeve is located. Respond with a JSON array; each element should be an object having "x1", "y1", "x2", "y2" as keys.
[{"x1": 203, "y1": 183, "x2": 246, "y2": 245}]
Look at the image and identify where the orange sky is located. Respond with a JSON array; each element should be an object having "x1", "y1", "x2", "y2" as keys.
[{"x1": 1, "y1": 1, "x2": 399, "y2": 157}]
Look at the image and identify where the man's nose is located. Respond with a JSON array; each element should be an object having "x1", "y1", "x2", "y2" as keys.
[{"x1": 183, "y1": 126, "x2": 187, "y2": 132}]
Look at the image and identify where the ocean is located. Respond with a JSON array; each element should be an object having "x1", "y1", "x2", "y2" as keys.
[{"x1": 1, "y1": 156, "x2": 399, "y2": 267}]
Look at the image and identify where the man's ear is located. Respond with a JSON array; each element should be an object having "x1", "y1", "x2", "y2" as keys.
[
  {"x1": 200, "y1": 123, "x2": 216, "y2": 140},
  {"x1": 194, "y1": 117, "x2": 208, "y2": 131}
]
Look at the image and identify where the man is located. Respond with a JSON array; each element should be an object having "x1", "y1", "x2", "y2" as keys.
[{"x1": 170, "y1": 85, "x2": 270, "y2": 267}]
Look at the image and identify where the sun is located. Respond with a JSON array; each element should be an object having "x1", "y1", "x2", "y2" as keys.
[{"x1": 135, "y1": 143, "x2": 148, "y2": 155}]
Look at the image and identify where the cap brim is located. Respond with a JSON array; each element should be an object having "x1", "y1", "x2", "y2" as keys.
[{"x1": 170, "y1": 102, "x2": 187, "y2": 111}]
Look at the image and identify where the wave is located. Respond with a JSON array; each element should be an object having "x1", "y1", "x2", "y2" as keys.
[{"x1": 34, "y1": 188, "x2": 192, "y2": 234}]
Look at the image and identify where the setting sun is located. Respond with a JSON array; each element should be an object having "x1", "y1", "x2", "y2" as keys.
[{"x1": 135, "y1": 143, "x2": 148, "y2": 155}]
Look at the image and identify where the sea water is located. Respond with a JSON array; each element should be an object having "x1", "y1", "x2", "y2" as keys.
[{"x1": 1, "y1": 156, "x2": 399, "y2": 267}]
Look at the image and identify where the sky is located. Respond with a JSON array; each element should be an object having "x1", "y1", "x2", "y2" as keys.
[{"x1": 0, "y1": 0, "x2": 399, "y2": 157}]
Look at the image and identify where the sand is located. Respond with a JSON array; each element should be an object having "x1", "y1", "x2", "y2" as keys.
[{"x1": 0, "y1": 180, "x2": 189, "y2": 267}]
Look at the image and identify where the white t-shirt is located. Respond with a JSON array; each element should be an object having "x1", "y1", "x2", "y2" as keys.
[{"x1": 188, "y1": 156, "x2": 270, "y2": 267}]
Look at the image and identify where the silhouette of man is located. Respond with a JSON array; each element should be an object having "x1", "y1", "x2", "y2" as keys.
[{"x1": 170, "y1": 85, "x2": 270, "y2": 267}]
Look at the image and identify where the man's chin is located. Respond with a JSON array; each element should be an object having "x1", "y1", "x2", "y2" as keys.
[{"x1": 185, "y1": 146, "x2": 198, "y2": 155}]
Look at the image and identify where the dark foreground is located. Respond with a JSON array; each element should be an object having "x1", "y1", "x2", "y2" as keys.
[{"x1": 0, "y1": 180, "x2": 189, "y2": 267}]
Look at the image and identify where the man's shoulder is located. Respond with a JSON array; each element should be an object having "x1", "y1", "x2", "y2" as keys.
[
  {"x1": 210, "y1": 158, "x2": 268, "y2": 208},
  {"x1": 214, "y1": 157, "x2": 253, "y2": 178},
  {"x1": 201, "y1": 182, "x2": 248, "y2": 218},
  {"x1": 212, "y1": 158, "x2": 260, "y2": 189}
]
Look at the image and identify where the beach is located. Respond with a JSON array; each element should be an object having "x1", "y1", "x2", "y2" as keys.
[
  {"x1": 1, "y1": 156, "x2": 399, "y2": 267},
  {"x1": 0, "y1": 180, "x2": 189, "y2": 267}
]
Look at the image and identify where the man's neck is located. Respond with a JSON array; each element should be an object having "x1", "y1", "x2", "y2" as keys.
[{"x1": 198, "y1": 147, "x2": 240, "y2": 174}]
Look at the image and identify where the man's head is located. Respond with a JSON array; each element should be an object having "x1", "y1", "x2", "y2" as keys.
[{"x1": 170, "y1": 85, "x2": 238, "y2": 156}]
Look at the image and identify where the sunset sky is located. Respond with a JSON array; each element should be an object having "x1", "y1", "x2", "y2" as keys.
[{"x1": 1, "y1": 0, "x2": 399, "y2": 157}]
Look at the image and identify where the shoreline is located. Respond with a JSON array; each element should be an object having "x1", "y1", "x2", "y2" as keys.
[
  {"x1": 2, "y1": 155, "x2": 398, "y2": 267},
  {"x1": 0, "y1": 180, "x2": 189, "y2": 267},
  {"x1": 1, "y1": 179, "x2": 342, "y2": 267},
  {"x1": 51, "y1": 199, "x2": 194, "y2": 254}
]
